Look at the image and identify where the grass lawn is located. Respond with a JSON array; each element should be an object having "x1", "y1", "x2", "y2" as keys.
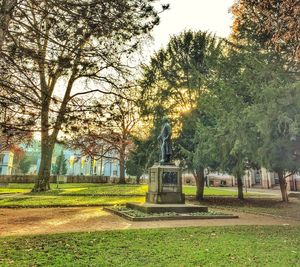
[
  {"x1": 1, "y1": 183, "x2": 244, "y2": 196},
  {"x1": 0, "y1": 183, "x2": 266, "y2": 208},
  {"x1": 0, "y1": 183, "x2": 147, "y2": 195},
  {"x1": 0, "y1": 195, "x2": 145, "y2": 207},
  {"x1": 0, "y1": 225, "x2": 299, "y2": 266},
  {"x1": 44, "y1": 184, "x2": 148, "y2": 196},
  {"x1": 0, "y1": 188, "x2": 30, "y2": 194},
  {"x1": 193, "y1": 196, "x2": 300, "y2": 221},
  {"x1": 184, "y1": 185, "x2": 241, "y2": 196}
]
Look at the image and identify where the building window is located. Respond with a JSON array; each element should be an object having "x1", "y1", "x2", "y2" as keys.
[
  {"x1": 274, "y1": 173, "x2": 279, "y2": 185},
  {"x1": 220, "y1": 180, "x2": 226, "y2": 186},
  {"x1": 254, "y1": 169, "x2": 261, "y2": 184},
  {"x1": 0, "y1": 154, "x2": 4, "y2": 164}
]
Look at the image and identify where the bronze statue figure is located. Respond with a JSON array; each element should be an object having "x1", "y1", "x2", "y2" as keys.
[{"x1": 157, "y1": 117, "x2": 172, "y2": 164}]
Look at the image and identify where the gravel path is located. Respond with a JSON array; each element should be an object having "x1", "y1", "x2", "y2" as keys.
[{"x1": 0, "y1": 207, "x2": 299, "y2": 237}]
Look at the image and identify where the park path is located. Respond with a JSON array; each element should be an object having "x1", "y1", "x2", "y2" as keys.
[{"x1": 0, "y1": 207, "x2": 299, "y2": 237}]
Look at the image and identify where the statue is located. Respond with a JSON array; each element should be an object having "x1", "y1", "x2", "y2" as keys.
[{"x1": 157, "y1": 117, "x2": 172, "y2": 164}]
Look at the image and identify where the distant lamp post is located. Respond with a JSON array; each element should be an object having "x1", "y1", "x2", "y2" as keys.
[
  {"x1": 244, "y1": 158, "x2": 251, "y2": 194},
  {"x1": 56, "y1": 150, "x2": 67, "y2": 189}
]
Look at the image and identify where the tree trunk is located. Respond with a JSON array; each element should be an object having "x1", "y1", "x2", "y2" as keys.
[
  {"x1": 31, "y1": 17, "x2": 81, "y2": 191},
  {"x1": 32, "y1": 95, "x2": 54, "y2": 192},
  {"x1": 33, "y1": 67, "x2": 76, "y2": 192},
  {"x1": 193, "y1": 167, "x2": 205, "y2": 201},
  {"x1": 136, "y1": 175, "x2": 140, "y2": 184},
  {"x1": 0, "y1": 0, "x2": 17, "y2": 50},
  {"x1": 32, "y1": 136, "x2": 54, "y2": 192},
  {"x1": 118, "y1": 144, "x2": 126, "y2": 184},
  {"x1": 277, "y1": 169, "x2": 288, "y2": 202},
  {"x1": 236, "y1": 174, "x2": 244, "y2": 200}
]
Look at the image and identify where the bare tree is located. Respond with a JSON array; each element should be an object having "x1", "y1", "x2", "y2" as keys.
[
  {"x1": 67, "y1": 88, "x2": 140, "y2": 183},
  {"x1": 0, "y1": 0, "x2": 166, "y2": 191},
  {"x1": 0, "y1": 0, "x2": 17, "y2": 50}
]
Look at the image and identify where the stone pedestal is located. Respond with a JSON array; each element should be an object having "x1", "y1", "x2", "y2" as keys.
[
  {"x1": 146, "y1": 164, "x2": 185, "y2": 204},
  {"x1": 125, "y1": 163, "x2": 208, "y2": 215}
]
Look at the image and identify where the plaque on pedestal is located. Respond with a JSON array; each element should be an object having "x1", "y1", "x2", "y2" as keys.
[{"x1": 146, "y1": 163, "x2": 185, "y2": 204}]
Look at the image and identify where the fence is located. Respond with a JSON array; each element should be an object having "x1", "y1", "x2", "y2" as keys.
[
  {"x1": 0, "y1": 175, "x2": 108, "y2": 184},
  {"x1": 0, "y1": 175, "x2": 145, "y2": 184}
]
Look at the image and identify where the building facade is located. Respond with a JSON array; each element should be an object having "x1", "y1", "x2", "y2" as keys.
[
  {"x1": 243, "y1": 168, "x2": 300, "y2": 191},
  {"x1": 9, "y1": 142, "x2": 124, "y2": 179},
  {"x1": 0, "y1": 151, "x2": 14, "y2": 175},
  {"x1": 65, "y1": 153, "x2": 121, "y2": 177},
  {"x1": 182, "y1": 168, "x2": 300, "y2": 191}
]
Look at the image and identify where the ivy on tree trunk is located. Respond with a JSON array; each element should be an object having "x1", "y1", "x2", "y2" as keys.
[
  {"x1": 193, "y1": 167, "x2": 205, "y2": 201},
  {"x1": 278, "y1": 170, "x2": 289, "y2": 203},
  {"x1": 236, "y1": 174, "x2": 244, "y2": 200}
]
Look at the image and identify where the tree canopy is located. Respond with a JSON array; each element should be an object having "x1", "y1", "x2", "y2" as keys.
[
  {"x1": 231, "y1": 0, "x2": 300, "y2": 68},
  {"x1": 0, "y1": 0, "x2": 166, "y2": 191}
]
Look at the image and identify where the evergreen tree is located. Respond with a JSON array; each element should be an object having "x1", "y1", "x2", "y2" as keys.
[
  {"x1": 140, "y1": 30, "x2": 224, "y2": 199},
  {"x1": 251, "y1": 79, "x2": 300, "y2": 202},
  {"x1": 52, "y1": 151, "x2": 67, "y2": 176}
]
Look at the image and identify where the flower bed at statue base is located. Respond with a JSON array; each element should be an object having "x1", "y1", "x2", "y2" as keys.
[{"x1": 104, "y1": 206, "x2": 238, "y2": 221}]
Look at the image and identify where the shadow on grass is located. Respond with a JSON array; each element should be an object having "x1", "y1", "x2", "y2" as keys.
[
  {"x1": 187, "y1": 196, "x2": 300, "y2": 221},
  {"x1": 3, "y1": 197, "x2": 32, "y2": 202}
]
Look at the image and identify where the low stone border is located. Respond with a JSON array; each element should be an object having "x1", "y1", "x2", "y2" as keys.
[
  {"x1": 0, "y1": 204, "x2": 115, "y2": 209},
  {"x1": 104, "y1": 207, "x2": 239, "y2": 221}
]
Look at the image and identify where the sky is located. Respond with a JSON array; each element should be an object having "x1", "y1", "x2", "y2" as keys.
[{"x1": 149, "y1": 0, "x2": 235, "y2": 52}]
